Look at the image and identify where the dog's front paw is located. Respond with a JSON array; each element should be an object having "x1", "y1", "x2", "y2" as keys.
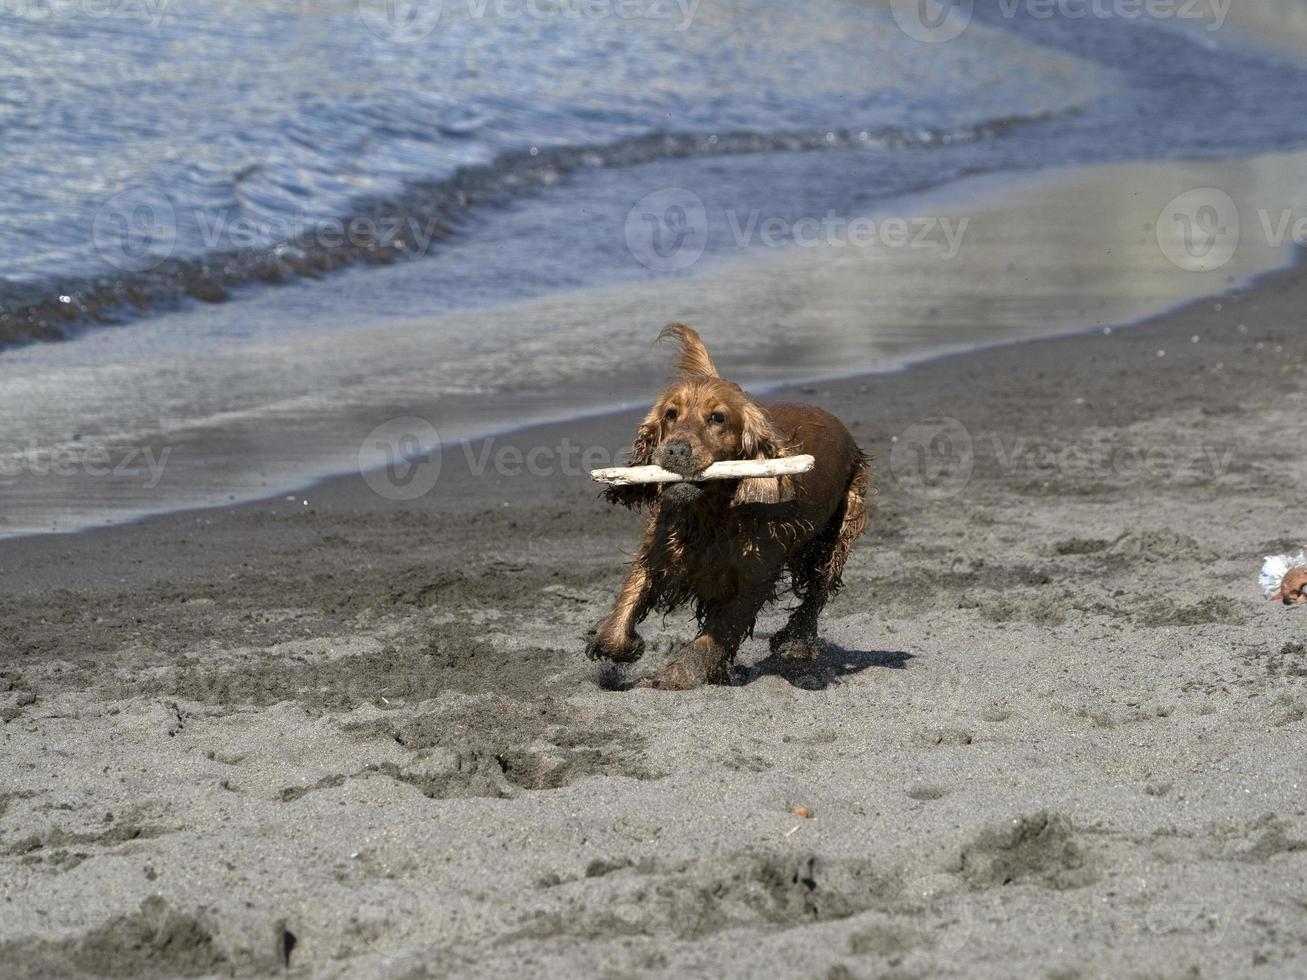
[
  {"x1": 585, "y1": 630, "x2": 645, "y2": 664},
  {"x1": 633, "y1": 642, "x2": 730, "y2": 690}
]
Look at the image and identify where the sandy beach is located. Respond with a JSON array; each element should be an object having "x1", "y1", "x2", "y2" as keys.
[
  {"x1": 11, "y1": 1, "x2": 1307, "y2": 976},
  {"x1": 4, "y1": 242, "x2": 1307, "y2": 977}
]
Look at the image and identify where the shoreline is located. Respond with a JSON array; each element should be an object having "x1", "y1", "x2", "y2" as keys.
[
  {"x1": 0, "y1": 115, "x2": 1072, "y2": 353},
  {"x1": 0, "y1": 244, "x2": 1294, "y2": 557},
  {"x1": 8, "y1": 148, "x2": 1307, "y2": 541},
  {"x1": 3, "y1": 225, "x2": 1305, "y2": 565}
]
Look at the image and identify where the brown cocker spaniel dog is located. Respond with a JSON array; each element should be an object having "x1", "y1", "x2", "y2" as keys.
[{"x1": 586, "y1": 324, "x2": 872, "y2": 689}]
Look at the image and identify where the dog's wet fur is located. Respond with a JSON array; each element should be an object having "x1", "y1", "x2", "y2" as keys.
[{"x1": 586, "y1": 323, "x2": 872, "y2": 689}]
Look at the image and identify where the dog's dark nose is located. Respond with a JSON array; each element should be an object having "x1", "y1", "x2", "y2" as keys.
[{"x1": 660, "y1": 440, "x2": 695, "y2": 474}]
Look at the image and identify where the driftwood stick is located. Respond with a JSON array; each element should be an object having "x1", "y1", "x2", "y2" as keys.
[{"x1": 591, "y1": 455, "x2": 815, "y2": 486}]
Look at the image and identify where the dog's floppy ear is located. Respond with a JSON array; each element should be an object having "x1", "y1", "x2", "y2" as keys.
[
  {"x1": 603, "y1": 409, "x2": 661, "y2": 510},
  {"x1": 733, "y1": 400, "x2": 796, "y2": 506},
  {"x1": 657, "y1": 322, "x2": 719, "y2": 379}
]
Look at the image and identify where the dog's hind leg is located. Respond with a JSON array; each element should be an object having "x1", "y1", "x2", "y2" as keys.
[
  {"x1": 771, "y1": 453, "x2": 871, "y2": 660},
  {"x1": 770, "y1": 539, "x2": 835, "y2": 661}
]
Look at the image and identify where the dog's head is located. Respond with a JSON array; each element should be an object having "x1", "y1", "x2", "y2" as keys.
[{"x1": 606, "y1": 323, "x2": 793, "y2": 510}]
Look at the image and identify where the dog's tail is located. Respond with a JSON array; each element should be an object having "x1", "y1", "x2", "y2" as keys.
[{"x1": 657, "y1": 322, "x2": 720, "y2": 379}]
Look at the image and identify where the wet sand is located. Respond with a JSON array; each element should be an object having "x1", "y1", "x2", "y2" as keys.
[{"x1": 3, "y1": 239, "x2": 1307, "y2": 976}]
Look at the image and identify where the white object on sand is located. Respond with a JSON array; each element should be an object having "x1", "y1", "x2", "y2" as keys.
[
  {"x1": 591, "y1": 455, "x2": 815, "y2": 486},
  {"x1": 1260, "y1": 552, "x2": 1307, "y2": 599}
]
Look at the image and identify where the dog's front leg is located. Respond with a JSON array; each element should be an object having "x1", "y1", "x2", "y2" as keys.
[
  {"x1": 586, "y1": 555, "x2": 656, "y2": 663},
  {"x1": 636, "y1": 590, "x2": 770, "y2": 690}
]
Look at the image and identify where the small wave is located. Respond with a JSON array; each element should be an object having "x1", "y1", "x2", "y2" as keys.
[{"x1": 0, "y1": 111, "x2": 1065, "y2": 351}]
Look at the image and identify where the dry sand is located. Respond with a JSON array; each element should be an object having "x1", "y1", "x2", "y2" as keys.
[{"x1": 3, "y1": 259, "x2": 1307, "y2": 978}]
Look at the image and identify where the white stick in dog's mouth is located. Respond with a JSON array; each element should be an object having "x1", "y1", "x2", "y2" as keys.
[{"x1": 591, "y1": 455, "x2": 815, "y2": 486}]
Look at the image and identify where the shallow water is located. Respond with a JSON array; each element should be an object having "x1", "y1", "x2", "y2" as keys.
[{"x1": 0, "y1": 0, "x2": 1095, "y2": 321}]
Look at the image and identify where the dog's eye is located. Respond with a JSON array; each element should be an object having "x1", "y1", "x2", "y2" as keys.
[
  {"x1": 707, "y1": 411, "x2": 726, "y2": 424},
  {"x1": 663, "y1": 408, "x2": 678, "y2": 421}
]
